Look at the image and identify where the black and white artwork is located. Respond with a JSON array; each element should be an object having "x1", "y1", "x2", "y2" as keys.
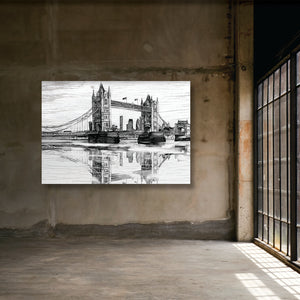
[{"x1": 42, "y1": 81, "x2": 190, "y2": 184}]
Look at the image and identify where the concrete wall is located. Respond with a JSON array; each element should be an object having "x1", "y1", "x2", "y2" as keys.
[
  {"x1": 0, "y1": 0, "x2": 252, "y2": 239},
  {"x1": 235, "y1": 0, "x2": 254, "y2": 241}
]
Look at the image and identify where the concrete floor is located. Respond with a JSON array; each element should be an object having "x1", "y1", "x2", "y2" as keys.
[{"x1": 0, "y1": 238, "x2": 300, "y2": 299}]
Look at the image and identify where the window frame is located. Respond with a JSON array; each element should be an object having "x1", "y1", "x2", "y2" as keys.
[{"x1": 254, "y1": 44, "x2": 300, "y2": 266}]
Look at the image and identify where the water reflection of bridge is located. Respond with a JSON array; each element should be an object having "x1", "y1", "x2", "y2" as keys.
[
  {"x1": 89, "y1": 149, "x2": 171, "y2": 184},
  {"x1": 42, "y1": 141, "x2": 190, "y2": 184}
]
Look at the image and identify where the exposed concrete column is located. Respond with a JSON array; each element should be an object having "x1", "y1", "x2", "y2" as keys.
[{"x1": 235, "y1": 0, "x2": 254, "y2": 241}]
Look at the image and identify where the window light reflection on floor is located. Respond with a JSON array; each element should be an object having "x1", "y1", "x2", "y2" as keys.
[
  {"x1": 235, "y1": 273, "x2": 280, "y2": 299},
  {"x1": 235, "y1": 243, "x2": 300, "y2": 299}
]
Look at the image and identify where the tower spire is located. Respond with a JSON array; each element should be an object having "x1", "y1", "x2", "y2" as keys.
[{"x1": 99, "y1": 82, "x2": 104, "y2": 92}]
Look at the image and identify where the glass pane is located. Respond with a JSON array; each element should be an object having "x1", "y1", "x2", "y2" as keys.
[
  {"x1": 282, "y1": 222, "x2": 288, "y2": 254},
  {"x1": 263, "y1": 215, "x2": 268, "y2": 242},
  {"x1": 274, "y1": 69, "x2": 280, "y2": 99},
  {"x1": 263, "y1": 79, "x2": 268, "y2": 105},
  {"x1": 274, "y1": 100, "x2": 280, "y2": 219},
  {"x1": 288, "y1": 224, "x2": 291, "y2": 256},
  {"x1": 268, "y1": 74, "x2": 274, "y2": 102},
  {"x1": 269, "y1": 218, "x2": 274, "y2": 246},
  {"x1": 258, "y1": 83, "x2": 263, "y2": 108},
  {"x1": 268, "y1": 103, "x2": 273, "y2": 216},
  {"x1": 258, "y1": 184, "x2": 263, "y2": 212},
  {"x1": 258, "y1": 110, "x2": 263, "y2": 212},
  {"x1": 281, "y1": 96, "x2": 287, "y2": 221},
  {"x1": 281, "y1": 63, "x2": 287, "y2": 95},
  {"x1": 287, "y1": 94, "x2": 290, "y2": 223},
  {"x1": 263, "y1": 106, "x2": 268, "y2": 214},
  {"x1": 288, "y1": 60, "x2": 290, "y2": 92},
  {"x1": 298, "y1": 228, "x2": 300, "y2": 260},
  {"x1": 275, "y1": 220, "x2": 280, "y2": 250},
  {"x1": 258, "y1": 213, "x2": 263, "y2": 240},
  {"x1": 298, "y1": 88, "x2": 300, "y2": 225},
  {"x1": 297, "y1": 51, "x2": 300, "y2": 86}
]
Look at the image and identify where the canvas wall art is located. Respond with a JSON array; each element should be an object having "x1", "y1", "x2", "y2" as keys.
[{"x1": 42, "y1": 81, "x2": 190, "y2": 184}]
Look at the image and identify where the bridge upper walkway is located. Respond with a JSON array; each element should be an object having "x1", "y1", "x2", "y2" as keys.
[
  {"x1": 111, "y1": 100, "x2": 151, "y2": 112},
  {"x1": 42, "y1": 100, "x2": 167, "y2": 133}
]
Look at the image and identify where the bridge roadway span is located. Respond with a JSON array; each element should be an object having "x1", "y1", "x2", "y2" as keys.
[
  {"x1": 42, "y1": 130, "x2": 145, "y2": 138},
  {"x1": 111, "y1": 100, "x2": 151, "y2": 112}
]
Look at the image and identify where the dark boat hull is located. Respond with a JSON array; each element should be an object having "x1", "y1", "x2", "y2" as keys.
[
  {"x1": 175, "y1": 134, "x2": 190, "y2": 141},
  {"x1": 138, "y1": 132, "x2": 166, "y2": 144},
  {"x1": 88, "y1": 132, "x2": 120, "y2": 143}
]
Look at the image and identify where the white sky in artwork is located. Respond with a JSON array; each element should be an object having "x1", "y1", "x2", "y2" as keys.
[{"x1": 42, "y1": 81, "x2": 190, "y2": 128}]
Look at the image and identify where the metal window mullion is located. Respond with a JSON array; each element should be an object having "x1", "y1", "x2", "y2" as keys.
[
  {"x1": 287, "y1": 62, "x2": 290, "y2": 256},
  {"x1": 270, "y1": 215, "x2": 288, "y2": 222},
  {"x1": 254, "y1": 86, "x2": 258, "y2": 238},
  {"x1": 279, "y1": 69, "x2": 282, "y2": 252},
  {"x1": 258, "y1": 92, "x2": 288, "y2": 111},
  {"x1": 267, "y1": 78, "x2": 270, "y2": 244},
  {"x1": 290, "y1": 52, "x2": 297, "y2": 261},
  {"x1": 261, "y1": 84, "x2": 265, "y2": 241},
  {"x1": 273, "y1": 72, "x2": 276, "y2": 249}
]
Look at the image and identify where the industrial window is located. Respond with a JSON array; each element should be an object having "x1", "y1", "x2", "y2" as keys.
[{"x1": 255, "y1": 46, "x2": 300, "y2": 264}]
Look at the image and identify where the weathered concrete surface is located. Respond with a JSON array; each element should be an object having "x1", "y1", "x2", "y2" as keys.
[
  {"x1": 235, "y1": 1, "x2": 254, "y2": 241},
  {"x1": 0, "y1": 1, "x2": 231, "y2": 69},
  {"x1": 0, "y1": 68, "x2": 235, "y2": 230},
  {"x1": 47, "y1": 72, "x2": 234, "y2": 226},
  {"x1": 0, "y1": 0, "x2": 249, "y2": 239},
  {"x1": 0, "y1": 219, "x2": 235, "y2": 240},
  {"x1": 0, "y1": 238, "x2": 299, "y2": 299}
]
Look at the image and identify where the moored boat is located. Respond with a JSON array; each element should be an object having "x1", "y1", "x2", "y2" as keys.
[
  {"x1": 138, "y1": 131, "x2": 166, "y2": 144},
  {"x1": 175, "y1": 134, "x2": 190, "y2": 141},
  {"x1": 88, "y1": 131, "x2": 120, "y2": 143}
]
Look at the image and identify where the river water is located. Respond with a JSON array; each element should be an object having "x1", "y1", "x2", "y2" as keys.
[{"x1": 42, "y1": 138, "x2": 190, "y2": 184}]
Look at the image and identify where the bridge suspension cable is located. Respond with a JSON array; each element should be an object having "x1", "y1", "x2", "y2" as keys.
[
  {"x1": 42, "y1": 108, "x2": 99, "y2": 133},
  {"x1": 42, "y1": 103, "x2": 169, "y2": 134},
  {"x1": 157, "y1": 113, "x2": 168, "y2": 126},
  {"x1": 42, "y1": 108, "x2": 92, "y2": 129}
]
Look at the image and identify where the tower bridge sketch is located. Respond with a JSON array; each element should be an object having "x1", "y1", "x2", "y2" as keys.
[
  {"x1": 42, "y1": 83, "x2": 169, "y2": 139},
  {"x1": 42, "y1": 81, "x2": 191, "y2": 184}
]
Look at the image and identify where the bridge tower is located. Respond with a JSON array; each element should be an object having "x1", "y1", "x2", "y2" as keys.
[
  {"x1": 141, "y1": 95, "x2": 159, "y2": 132},
  {"x1": 92, "y1": 83, "x2": 111, "y2": 132},
  {"x1": 152, "y1": 97, "x2": 159, "y2": 131},
  {"x1": 90, "y1": 150, "x2": 111, "y2": 184}
]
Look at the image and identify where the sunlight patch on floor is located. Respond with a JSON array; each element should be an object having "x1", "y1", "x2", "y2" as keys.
[
  {"x1": 236, "y1": 273, "x2": 280, "y2": 299},
  {"x1": 235, "y1": 243, "x2": 300, "y2": 299}
]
